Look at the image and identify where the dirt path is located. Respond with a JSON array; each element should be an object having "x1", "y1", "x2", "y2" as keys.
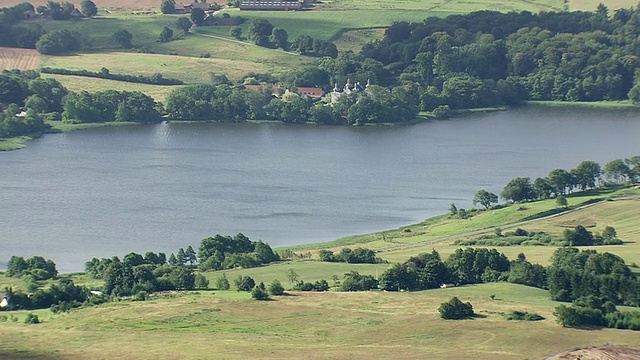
[{"x1": 377, "y1": 196, "x2": 639, "y2": 253}]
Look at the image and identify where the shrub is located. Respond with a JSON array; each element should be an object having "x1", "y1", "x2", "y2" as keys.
[
  {"x1": 503, "y1": 310, "x2": 544, "y2": 321},
  {"x1": 438, "y1": 297, "x2": 474, "y2": 319},
  {"x1": 268, "y1": 279, "x2": 285, "y2": 296},
  {"x1": 24, "y1": 313, "x2": 40, "y2": 324},
  {"x1": 251, "y1": 285, "x2": 269, "y2": 300}
]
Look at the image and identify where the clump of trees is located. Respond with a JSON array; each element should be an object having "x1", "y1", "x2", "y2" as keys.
[
  {"x1": 318, "y1": 247, "x2": 379, "y2": 264},
  {"x1": 197, "y1": 233, "x2": 280, "y2": 271},
  {"x1": 6, "y1": 255, "x2": 58, "y2": 280},
  {"x1": 62, "y1": 90, "x2": 161, "y2": 123},
  {"x1": 455, "y1": 226, "x2": 623, "y2": 247},
  {"x1": 439, "y1": 297, "x2": 474, "y2": 319}
]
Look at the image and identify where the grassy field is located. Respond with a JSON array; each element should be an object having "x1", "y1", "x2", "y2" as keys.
[
  {"x1": 1, "y1": 187, "x2": 639, "y2": 358},
  {"x1": 41, "y1": 73, "x2": 179, "y2": 103},
  {"x1": 2, "y1": 283, "x2": 640, "y2": 359},
  {"x1": 0, "y1": 136, "x2": 33, "y2": 151}
]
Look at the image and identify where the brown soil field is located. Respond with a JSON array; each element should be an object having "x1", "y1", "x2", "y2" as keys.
[
  {"x1": 545, "y1": 345, "x2": 640, "y2": 359},
  {"x1": 0, "y1": 47, "x2": 40, "y2": 71}
]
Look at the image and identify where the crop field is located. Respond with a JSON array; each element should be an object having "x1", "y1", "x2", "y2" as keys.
[
  {"x1": 41, "y1": 73, "x2": 179, "y2": 102},
  {"x1": 2, "y1": 283, "x2": 640, "y2": 359},
  {"x1": 0, "y1": 47, "x2": 40, "y2": 71}
]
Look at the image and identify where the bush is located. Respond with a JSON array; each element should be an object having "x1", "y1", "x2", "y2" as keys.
[
  {"x1": 234, "y1": 275, "x2": 255, "y2": 292},
  {"x1": 438, "y1": 297, "x2": 474, "y2": 319},
  {"x1": 268, "y1": 279, "x2": 285, "y2": 296},
  {"x1": 24, "y1": 313, "x2": 40, "y2": 324},
  {"x1": 503, "y1": 310, "x2": 544, "y2": 321},
  {"x1": 215, "y1": 274, "x2": 230, "y2": 290},
  {"x1": 251, "y1": 285, "x2": 269, "y2": 300}
]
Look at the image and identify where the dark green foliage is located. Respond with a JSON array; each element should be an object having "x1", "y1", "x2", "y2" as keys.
[
  {"x1": 445, "y1": 248, "x2": 510, "y2": 285},
  {"x1": 247, "y1": 19, "x2": 274, "y2": 46},
  {"x1": 501, "y1": 177, "x2": 534, "y2": 203},
  {"x1": 230, "y1": 26, "x2": 242, "y2": 39},
  {"x1": 291, "y1": 35, "x2": 337, "y2": 58},
  {"x1": 503, "y1": 310, "x2": 544, "y2": 321},
  {"x1": 80, "y1": 0, "x2": 97, "y2": 17},
  {"x1": 159, "y1": 26, "x2": 174, "y2": 43},
  {"x1": 6, "y1": 255, "x2": 58, "y2": 280},
  {"x1": 379, "y1": 250, "x2": 449, "y2": 291},
  {"x1": 24, "y1": 313, "x2": 40, "y2": 324},
  {"x1": 547, "y1": 248, "x2": 638, "y2": 305},
  {"x1": 251, "y1": 285, "x2": 270, "y2": 300},
  {"x1": 215, "y1": 273, "x2": 230, "y2": 290},
  {"x1": 234, "y1": 275, "x2": 255, "y2": 292},
  {"x1": 563, "y1": 225, "x2": 595, "y2": 246},
  {"x1": 294, "y1": 279, "x2": 330, "y2": 291},
  {"x1": 190, "y1": 8, "x2": 205, "y2": 26},
  {"x1": 439, "y1": 297, "x2": 474, "y2": 319},
  {"x1": 35, "y1": 29, "x2": 85, "y2": 55},
  {"x1": 62, "y1": 90, "x2": 161, "y2": 124},
  {"x1": 507, "y1": 253, "x2": 547, "y2": 288},
  {"x1": 197, "y1": 233, "x2": 279, "y2": 271},
  {"x1": 473, "y1": 189, "x2": 498, "y2": 209},
  {"x1": 268, "y1": 280, "x2": 285, "y2": 295},
  {"x1": 161, "y1": 0, "x2": 175, "y2": 14},
  {"x1": 177, "y1": 17, "x2": 192, "y2": 33},
  {"x1": 270, "y1": 28, "x2": 288, "y2": 50},
  {"x1": 320, "y1": 247, "x2": 378, "y2": 264},
  {"x1": 340, "y1": 271, "x2": 378, "y2": 291},
  {"x1": 194, "y1": 274, "x2": 209, "y2": 289},
  {"x1": 112, "y1": 29, "x2": 133, "y2": 49}
]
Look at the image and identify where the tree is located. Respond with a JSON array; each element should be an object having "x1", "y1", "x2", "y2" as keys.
[
  {"x1": 230, "y1": 26, "x2": 242, "y2": 39},
  {"x1": 251, "y1": 285, "x2": 270, "y2": 300},
  {"x1": 190, "y1": 8, "x2": 205, "y2": 26},
  {"x1": 176, "y1": 17, "x2": 192, "y2": 33},
  {"x1": 159, "y1": 27, "x2": 174, "y2": 43},
  {"x1": 501, "y1": 177, "x2": 534, "y2": 202},
  {"x1": 234, "y1": 275, "x2": 255, "y2": 291},
  {"x1": 268, "y1": 279, "x2": 285, "y2": 295},
  {"x1": 547, "y1": 169, "x2": 574, "y2": 195},
  {"x1": 270, "y1": 27, "x2": 288, "y2": 50},
  {"x1": 472, "y1": 189, "x2": 498, "y2": 209},
  {"x1": 286, "y1": 269, "x2": 298, "y2": 288},
  {"x1": 247, "y1": 19, "x2": 273, "y2": 46},
  {"x1": 80, "y1": 0, "x2": 97, "y2": 18},
  {"x1": 438, "y1": 297, "x2": 474, "y2": 319},
  {"x1": 215, "y1": 273, "x2": 230, "y2": 290},
  {"x1": 556, "y1": 195, "x2": 568, "y2": 208},
  {"x1": 603, "y1": 159, "x2": 630, "y2": 184},
  {"x1": 161, "y1": 0, "x2": 175, "y2": 14},
  {"x1": 112, "y1": 29, "x2": 133, "y2": 49},
  {"x1": 185, "y1": 245, "x2": 197, "y2": 266},
  {"x1": 572, "y1": 160, "x2": 601, "y2": 190},
  {"x1": 194, "y1": 273, "x2": 209, "y2": 289},
  {"x1": 176, "y1": 247, "x2": 187, "y2": 266}
]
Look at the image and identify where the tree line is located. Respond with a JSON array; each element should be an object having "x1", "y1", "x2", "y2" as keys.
[
  {"x1": 357, "y1": 6, "x2": 640, "y2": 107},
  {"x1": 165, "y1": 82, "x2": 419, "y2": 125},
  {"x1": 41, "y1": 67, "x2": 184, "y2": 85},
  {"x1": 0, "y1": 69, "x2": 163, "y2": 139}
]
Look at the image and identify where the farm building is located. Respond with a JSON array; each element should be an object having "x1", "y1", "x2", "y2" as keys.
[{"x1": 239, "y1": 1, "x2": 303, "y2": 11}]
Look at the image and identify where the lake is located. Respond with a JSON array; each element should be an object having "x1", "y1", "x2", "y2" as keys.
[{"x1": 1, "y1": 105, "x2": 639, "y2": 272}]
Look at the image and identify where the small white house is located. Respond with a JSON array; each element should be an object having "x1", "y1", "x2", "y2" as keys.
[{"x1": 0, "y1": 296, "x2": 8, "y2": 308}]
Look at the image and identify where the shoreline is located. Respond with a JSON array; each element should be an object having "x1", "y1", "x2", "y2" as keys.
[{"x1": 2, "y1": 101, "x2": 635, "y2": 152}]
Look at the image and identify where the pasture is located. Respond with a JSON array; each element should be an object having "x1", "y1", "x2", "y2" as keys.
[{"x1": 1, "y1": 283, "x2": 640, "y2": 359}]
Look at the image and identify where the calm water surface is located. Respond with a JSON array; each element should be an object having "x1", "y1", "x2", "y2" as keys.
[{"x1": 1, "y1": 106, "x2": 639, "y2": 272}]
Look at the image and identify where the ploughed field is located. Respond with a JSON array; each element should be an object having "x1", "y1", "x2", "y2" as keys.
[{"x1": 0, "y1": 47, "x2": 40, "y2": 71}]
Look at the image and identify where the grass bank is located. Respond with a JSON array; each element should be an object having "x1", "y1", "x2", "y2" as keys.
[{"x1": 0, "y1": 136, "x2": 34, "y2": 151}]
